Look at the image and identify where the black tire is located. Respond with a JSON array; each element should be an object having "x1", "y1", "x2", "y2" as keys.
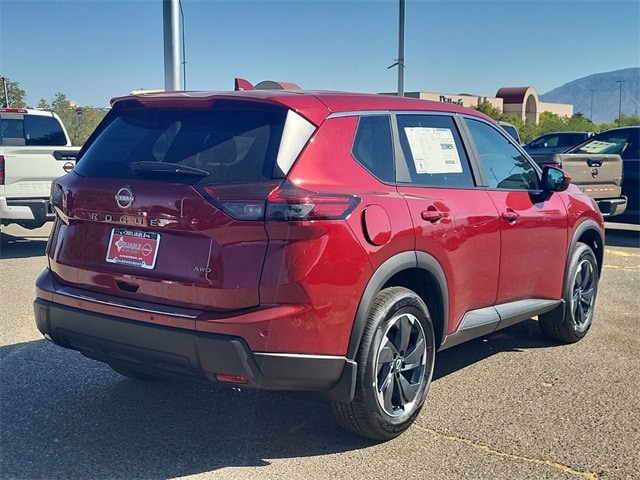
[
  {"x1": 539, "y1": 242, "x2": 599, "y2": 343},
  {"x1": 331, "y1": 287, "x2": 436, "y2": 441},
  {"x1": 109, "y1": 363, "x2": 161, "y2": 381}
]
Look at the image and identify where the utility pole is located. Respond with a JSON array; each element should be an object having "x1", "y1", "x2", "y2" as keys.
[
  {"x1": 397, "y1": 0, "x2": 405, "y2": 96},
  {"x1": 388, "y1": 0, "x2": 406, "y2": 96},
  {"x1": 1, "y1": 77, "x2": 9, "y2": 107},
  {"x1": 617, "y1": 80, "x2": 623, "y2": 126},
  {"x1": 590, "y1": 89, "x2": 594, "y2": 121},
  {"x1": 163, "y1": 0, "x2": 181, "y2": 91}
]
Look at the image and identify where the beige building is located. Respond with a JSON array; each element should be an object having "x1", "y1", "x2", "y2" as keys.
[{"x1": 401, "y1": 86, "x2": 573, "y2": 124}]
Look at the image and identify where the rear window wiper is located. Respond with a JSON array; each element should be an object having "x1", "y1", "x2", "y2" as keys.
[{"x1": 130, "y1": 161, "x2": 209, "y2": 178}]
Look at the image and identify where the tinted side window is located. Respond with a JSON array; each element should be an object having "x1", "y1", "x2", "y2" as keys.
[
  {"x1": 24, "y1": 115, "x2": 67, "y2": 146},
  {"x1": 352, "y1": 115, "x2": 394, "y2": 183},
  {"x1": 466, "y1": 119, "x2": 539, "y2": 190},
  {"x1": 397, "y1": 115, "x2": 475, "y2": 188}
]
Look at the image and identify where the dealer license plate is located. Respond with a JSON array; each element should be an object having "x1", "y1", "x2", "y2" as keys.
[{"x1": 106, "y1": 228, "x2": 160, "y2": 270}]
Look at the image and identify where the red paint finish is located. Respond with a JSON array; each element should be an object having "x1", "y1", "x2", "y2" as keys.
[{"x1": 36, "y1": 89, "x2": 604, "y2": 381}]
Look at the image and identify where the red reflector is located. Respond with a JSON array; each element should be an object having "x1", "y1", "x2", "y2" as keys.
[
  {"x1": 216, "y1": 373, "x2": 249, "y2": 384},
  {"x1": 0, "y1": 155, "x2": 4, "y2": 185}
]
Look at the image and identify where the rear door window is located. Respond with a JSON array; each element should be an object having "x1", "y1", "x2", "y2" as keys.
[{"x1": 396, "y1": 114, "x2": 475, "y2": 188}]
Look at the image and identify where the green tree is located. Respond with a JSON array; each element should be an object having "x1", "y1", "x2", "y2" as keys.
[
  {"x1": 616, "y1": 113, "x2": 640, "y2": 127},
  {"x1": 0, "y1": 77, "x2": 26, "y2": 108},
  {"x1": 44, "y1": 92, "x2": 107, "y2": 145},
  {"x1": 472, "y1": 100, "x2": 503, "y2": 119}
]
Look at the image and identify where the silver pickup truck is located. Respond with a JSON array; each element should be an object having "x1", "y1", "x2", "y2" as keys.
[
  {"x1": 1, "y1": 108, "x2": 79, "y2": 229},
  {"x1": 529, "y1": 127, "x2": 639, "y2": 220}
]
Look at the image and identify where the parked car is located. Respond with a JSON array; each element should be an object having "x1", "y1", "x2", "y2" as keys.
[
  {"x1": 0, "y1": 108, "x2": 79, "y2": 229},
  {"x1": 523, "y1": 131, "x2": 594, "y2": 155},
  {"x1": 34, "y1": 86, "x2": 604, "y2": 441},
  {"x1": 498, "y1": 120, "x2": 520, "y2": 143},
  {"x1": 565, "y1": 126, "x2": 639, "y2": 224}
]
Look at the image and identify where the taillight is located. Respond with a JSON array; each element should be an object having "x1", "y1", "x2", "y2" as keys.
[
  {"x1": 0, "y1": 155, "x2": 4, "y2": 185},
  {"x1": 200, "y1": 182, "x2": 360, "y2": 222},
  {"x1": 50, "y1": 181, "x2": 69, "y2": 223},
  {"x1": 265, "y1": 185, "x2": 360, "y2": 221}
]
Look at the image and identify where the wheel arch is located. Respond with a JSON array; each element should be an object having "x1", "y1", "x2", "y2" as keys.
[
  {"x1": 570, "y1": 219, "x2": 604, "y2": 276},
  {"x1": 346, "y1": 251, "x2": 449, "y2": 361}
]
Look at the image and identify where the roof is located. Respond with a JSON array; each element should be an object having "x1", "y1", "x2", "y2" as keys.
[
  {"x1": 495, "y1": 87, "x2": 536, "y2": 104},
  {"x1": 110, "y1": 90, "x2": 493, "y2": 126}
]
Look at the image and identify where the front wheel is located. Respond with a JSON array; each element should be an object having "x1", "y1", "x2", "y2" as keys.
[
  {"x1": 332, "y1": 287, "x2": 436, "y2": 441},
  {"x1": 539, "y1": 242, "x2": 599, "y2": 343}
]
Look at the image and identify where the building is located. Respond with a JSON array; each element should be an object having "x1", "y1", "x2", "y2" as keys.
[{"x1": 400, "y1": 86, "x2": 573, "y2": 124}]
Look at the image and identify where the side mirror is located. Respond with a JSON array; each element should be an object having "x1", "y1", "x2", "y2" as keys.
[{"x1": 542, "y1": 166, "x2": 570, "y2": 193}]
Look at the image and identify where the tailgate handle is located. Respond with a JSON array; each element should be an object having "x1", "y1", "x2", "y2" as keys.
[
  {"x1": 587, "y1": 158, "x2": 603, "y2": 167},
  {"x1": 53, "y1": 150, "x2": 79, "y2": 161}
]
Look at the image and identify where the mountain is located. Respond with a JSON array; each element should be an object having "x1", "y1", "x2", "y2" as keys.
[{"x1": 539, "y1": 68, "x2": 639, "y2": 124}]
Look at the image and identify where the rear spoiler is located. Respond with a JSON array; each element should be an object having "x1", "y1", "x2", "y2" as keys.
[{"x1": 234, "y1": 78, "x2": 301, "y2": 91}]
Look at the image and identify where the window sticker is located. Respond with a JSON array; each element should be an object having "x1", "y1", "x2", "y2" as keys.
[{"x1": 404, "y1": 127, "x2": 463, "y2": 174}]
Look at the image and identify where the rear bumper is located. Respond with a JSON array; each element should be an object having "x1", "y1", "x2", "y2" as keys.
[
  {"x1": 597, "y1": 196, "x2": 627, "y2": 217},
  {"x1": 0, "y1": 197, "x2": 54, "y2": 223},
  {"x1": 34, "y1": 296, "x2": 356, "y2": 401}
]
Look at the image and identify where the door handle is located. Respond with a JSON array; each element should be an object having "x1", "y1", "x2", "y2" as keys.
[
  {"x1": 501, "y1": 210, "x2": 520, "y2": 222},
  {"x1": 421, "y1": 207, "x2": 444, "y2": 223}
]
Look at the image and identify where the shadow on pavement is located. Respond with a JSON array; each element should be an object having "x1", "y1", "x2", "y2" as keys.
[
  {"x1": 0, "y1": 230, "x2": 48, "y2": 259},
  {"x1": 1, "y1": 321, "x2": 557, "y2": 479},
  {"x1": 604, "y1": 225, "x2": 640, "y2": 248}
]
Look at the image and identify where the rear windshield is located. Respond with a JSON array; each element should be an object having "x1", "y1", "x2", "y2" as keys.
[
  {"x1": 74, "y1": 101, "x2": 296, "y2": 185},
  {"x1": 573, "y1": 130, "x2": 634, "y2": 156},
  {"x1": 0, "y1": 114, "x2": 67, "y2": 146}
]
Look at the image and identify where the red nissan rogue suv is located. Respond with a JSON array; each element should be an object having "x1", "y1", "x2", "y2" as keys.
[{"x1": 34, "y1": 87, "x2": 604, "y2": 440}]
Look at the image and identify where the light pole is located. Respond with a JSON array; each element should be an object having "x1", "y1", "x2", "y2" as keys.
[
  {"x1": 388, "y1": 0, "x2": 406, "y2": 96},
  {"x1": 590, "y1": 89, "x2": 594, "y2": 121},
  {"x1": 616, "y1": 80, "x2": 623, "y2": 126}
]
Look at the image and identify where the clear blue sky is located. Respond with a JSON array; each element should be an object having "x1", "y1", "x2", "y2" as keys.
[{"x1": 1, "y1": 0, "x2": 639, "y2": 108}]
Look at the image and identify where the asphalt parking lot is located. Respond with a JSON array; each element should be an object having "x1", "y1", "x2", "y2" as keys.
[{"x1": 1, "y1": 222, "x2": 638, "y2": 480}]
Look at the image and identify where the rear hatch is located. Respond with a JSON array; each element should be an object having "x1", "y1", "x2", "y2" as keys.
[{"x1": 48, "y1": 96, "x2": 317, "y2": 311}]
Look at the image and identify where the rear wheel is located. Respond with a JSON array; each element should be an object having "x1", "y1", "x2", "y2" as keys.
[
  {"x1": 539, "y1": 242, "x2": 599, "y2": 343},
  {"x1": 332, "y1": 287, "x2": 436, "y2": 441}
]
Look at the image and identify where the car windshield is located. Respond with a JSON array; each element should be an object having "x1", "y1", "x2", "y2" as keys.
[{"x1": 74, "y1": 101, "x2": 313, "y2": 185}]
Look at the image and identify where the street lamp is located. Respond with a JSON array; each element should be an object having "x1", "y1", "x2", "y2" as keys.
[
  {"x1": 616, "y1": 80, "x2": 623, "y2": 126},
  {"x1": 388, "y1": 0, "x2": 406, "y2": 96},
  {"x1": 590, "y1": 89, "x2": 594, "y2": 121}
]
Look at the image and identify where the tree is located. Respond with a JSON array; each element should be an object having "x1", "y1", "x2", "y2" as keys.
[
  {"x1": 41, "y1": 91, "x2": 107, "y2": 146},
  {"x1": 472, "y1": 100, "x2": 503, "y2": 120},
  {"x1": 0, "y1": 77, "x2": 26, "y2": 108}
]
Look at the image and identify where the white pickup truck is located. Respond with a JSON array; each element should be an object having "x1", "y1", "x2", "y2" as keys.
[{"x1": 1, "y1": 108, "x2": 79, "y2": 229}]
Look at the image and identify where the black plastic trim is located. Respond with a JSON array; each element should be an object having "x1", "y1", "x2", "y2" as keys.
[{"x1": 33, "y1": 298, "x2": 349, "y2": 396}]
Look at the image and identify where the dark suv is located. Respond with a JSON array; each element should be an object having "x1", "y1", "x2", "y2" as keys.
[{"x1": 35, "y1": 88, "x2": 604, "y2": 440}]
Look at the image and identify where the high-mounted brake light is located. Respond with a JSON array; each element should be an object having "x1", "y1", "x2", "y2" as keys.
[{"x1": 0, "y1": 108, "x2": 28, "y2": 114}]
